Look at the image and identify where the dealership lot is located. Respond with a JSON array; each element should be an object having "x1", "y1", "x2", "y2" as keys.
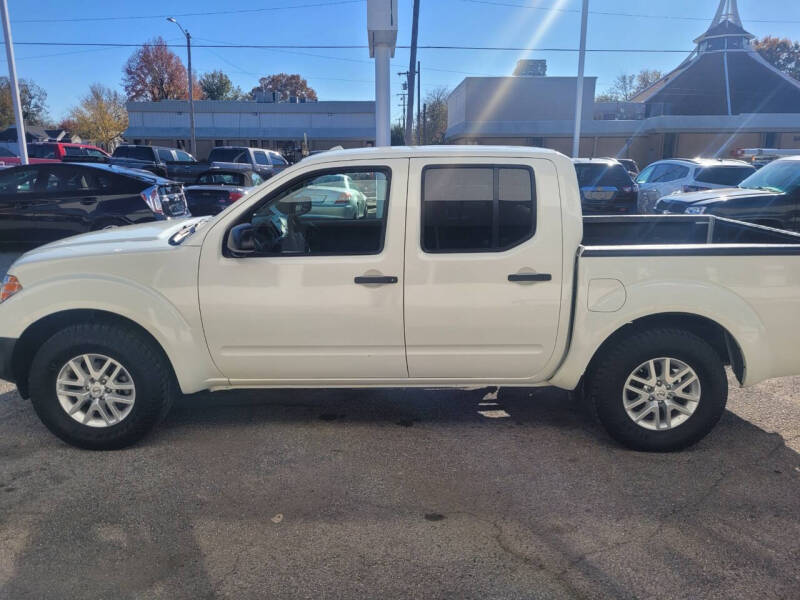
[{"x1": 1, "y1": 249, "x2": 799, "y2": 599}]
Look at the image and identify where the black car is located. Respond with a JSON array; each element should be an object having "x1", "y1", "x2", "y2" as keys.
[
  {"x1": 184, "y1": 168, "x2": 265, "y2": 216},
  {"x1": 572, "y1": 158, "x2": 638, "y2": 214},
  {"x1": 0, "y1": 162, "x2": 188, "y2": 246},
  {"x1": 110, "y1": 145, "x2": 208, "y2": 182},
  {"x1": 655, "y1": 157, "x2": 800, "y2": 230}
]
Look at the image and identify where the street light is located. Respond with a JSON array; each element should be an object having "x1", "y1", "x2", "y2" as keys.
[{"x1": 166, "y1": 17, "x2": 197, "y2": 157}]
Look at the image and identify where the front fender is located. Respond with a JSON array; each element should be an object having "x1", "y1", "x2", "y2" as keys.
[
  {"x1": 549, "y1": 278, "x2": 770, "y2": 390},
  {"x1": 0, "y1": 274, "x2": 225, "y2": 394}
]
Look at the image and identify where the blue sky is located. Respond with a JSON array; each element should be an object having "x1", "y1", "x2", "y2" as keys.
[{"x1": 2, "y1": 0, "x2": 799, "y2": 122}]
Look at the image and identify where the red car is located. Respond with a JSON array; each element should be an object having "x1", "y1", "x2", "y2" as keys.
[{"x1": 0, "y1": 142, "x2": 111, "y2": 167}]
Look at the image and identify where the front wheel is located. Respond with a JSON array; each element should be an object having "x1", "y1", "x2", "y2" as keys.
[
  {"x1": 586, "y1": 328, "x2": 728, "y2": 451},
  {"x1": 29, "y1": 322, "x2": 176, "y2": 450}
]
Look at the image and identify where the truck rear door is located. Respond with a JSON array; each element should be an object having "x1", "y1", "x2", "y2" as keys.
[{"x1": 403, "y1": 157, "x2": 564, "y2": 379}]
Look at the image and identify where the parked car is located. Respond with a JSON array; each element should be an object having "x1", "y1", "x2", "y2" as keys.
[
  {"x1": 612, "y1": 157, "x2": 639, "y2": 178},
  {"x1": 184, "y1": 168, "x2": 265, "y2": 216},
  {"x1": 573, "y1": 158, "x2": 638, "y2": 214},
  {"x1": 636, "y1": 158, "x2": 755, "y2": 213},
  {"x1": 110, "y1": 145, "x2": 207, "y2": 183},
  {"x1": 0, "y1": 162, "x2": 188, "y2": 245},
  {"x1": 206, "y1": 146, "x2": 290, "y2": 180},
  {"x1": 28, "y1": 142, "x2": 110, "y2": 161},
  {"x1": 655, "y1": 156, "x2": 800, "y2": 229},
  {"x1": 0, "y1": 147, "x2": 20, "y2": 167},
  {"x1": 280, "y1": 172, "x2": 368, "y2": 219},
  {"x1": 2, "y1": 146, "x2": 800, "y2": 453}
]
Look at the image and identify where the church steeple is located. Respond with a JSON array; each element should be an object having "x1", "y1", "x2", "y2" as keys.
[{"x1": 693, "y1": 0, "x2": 754, "y2": 50}]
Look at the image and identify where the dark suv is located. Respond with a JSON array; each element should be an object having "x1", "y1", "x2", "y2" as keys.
[
  {"x1": 0, "y1": 162, "x2": 188, "y2": 246},
  {"x1": 572, "y1": 158, "x2": 638, "y2": 214}
]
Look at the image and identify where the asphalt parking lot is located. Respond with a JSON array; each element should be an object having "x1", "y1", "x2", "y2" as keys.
[{"x1": 1, "y1": 250, "x2": 799, "y2": 600}]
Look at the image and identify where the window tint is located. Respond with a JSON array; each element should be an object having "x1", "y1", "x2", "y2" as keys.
[
  {"x1": 27, "y1": 144, "x2": 57, "y2": 159},
  {"x1": 208, "y1": 148, "x2": 250, "y2": 164},
  {"x1": 695, "y1": 166, "x2": 755, "y2": 186},
  {"x1": 0, "y1": 167, "x2": 41, "y2": 193},
  {"x1": 64, "y1": 146, "x2": 87, "y2": 156},
  {"x1": 157, "y1": 148, "x2": 174, "y2": 162},
  {"x1": 240, "y1": 168, "x2": 389, "y2": 256},
  {"x1": 271, "y1": 153, "x2": 288, "y2": 166},
  {"x1": 198, "y1": 172, "x2": 245, "y2": 186},
  {"x1": 86, "y1": 149, "x2": 107, "y2": 158},
  {"x1": 574, "y1": 163, "x2": 633, "y2": 187},
  {"x1": 635, "y1": 164, "x2": 655, "y2": 183},
  {"x1": 254, "y1": 151, "x2": 270, "y2": 166},
  {"x1": 174, "y1": 150, "x2": 195, "y2": 162},
  {"x1": 422, "y1": 165, "x2": 535, "y2": 253},
  {"x1": 126, "y1": 147, "x2": 156, "y2": 161},
  {"x1": 112, "y1": 146, "x2": 128, "y2": 158}
]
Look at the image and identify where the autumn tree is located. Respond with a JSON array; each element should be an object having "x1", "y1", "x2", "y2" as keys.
[
  {"x1": 754, "y1": 36, "x2": 800, "y2": 81},
  {"x1": 68, "y1": 84, "x2": 128, "y2": 149},
  {"x1": 596, "y1": 69, "x2": 663, "y2": 102},
  {"x1": 249, "y1": 73, "x2": 318, "y2": 102},
  {"x1": 0, "y1": 77, "x2": 49, "y2": 129},
  {"x1": 199, "y1": 70, "x2": 243, "y2": 100},
  {"x1": 122, "y1": 37, "x2": 203, "y2": 101}
]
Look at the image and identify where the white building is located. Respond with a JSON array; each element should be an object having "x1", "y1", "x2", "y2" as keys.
[{"x1": 124, "y1": 99, "x2": 376, "y2": 160}]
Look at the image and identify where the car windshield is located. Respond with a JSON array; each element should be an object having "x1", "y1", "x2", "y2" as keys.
[
  {"x1": 574, "y1": 163, "x2": 632, "y2": 187},
  {"x1": 739, "y1": 161, "x2": 800, "y2": 194}
]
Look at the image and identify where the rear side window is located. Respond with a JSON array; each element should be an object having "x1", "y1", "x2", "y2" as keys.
[
  {"x1": 64, "y1": 146, "x2": 87, "y2": 156},
  {"x1": 695, "y1": 166, "x2": 755, "y2": 186},
  {"x1": 126, "y1": 147, "x2": 156, "y2": 161},
  {"x1": 254, "y1": 151, "x2": 270, "y2": 166},
  {"x1": 157, "y1": 148, "x2": 174, "y2": 162},
  {"x1": 652, "y1": 164, "x2": 689, "y2": 182},
  {"x1": 27, "y1": 144, "x2": 57, "y2": 159},
  {"x1": 422, "y1": 165, "x2": 536, "y2": 253},
  {"x1": 271, "y1": 153, "x2": 288, "y2": 166}
]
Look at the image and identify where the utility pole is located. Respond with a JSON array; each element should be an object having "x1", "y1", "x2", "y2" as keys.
[
  {"x1": 167, "y1": 17, "x2": 197, "y2": 157},
  {"x1": 405, "y1": 0, "x2": 420, "y2": 145},
  {"x1": 417, "y1": 60, "x2": 421, "y2": 145},
  {"x1": 1, "y1": 0, "x2": 27, "y2": 164},
  {"x1": 398, "y1": 93, "x2": 407, "y2": 130},
  {"x1": 571, "y1": 0, "x2": 589, "y2": 158}
]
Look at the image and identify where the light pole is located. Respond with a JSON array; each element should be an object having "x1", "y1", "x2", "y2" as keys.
[
  {"x1": 571, "y1": 0, "x2": 589, "y2": 158},
  {"x1": 167, "y1": 17, "x2": 197, "y2": 157},
  {"x1": 0, "y1": 0, "x2": 27, "y2": 164}
]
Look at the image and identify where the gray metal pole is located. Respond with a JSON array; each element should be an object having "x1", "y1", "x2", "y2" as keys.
[
  {"x1": 404, "y1": 0, "x2": 420, "y2": 145},
  {"x1": 417, "y1": 60, "x2": 421, "y2": 145},
  {"x1": 186, "y1": 32, "x2": 197, "y2": 157},
  {"x1": 0, "y1": 0, "x2": 27, "y2": 165},
  {"x1": 571, "y1": 0, "x2": 589, "y2": 158}
]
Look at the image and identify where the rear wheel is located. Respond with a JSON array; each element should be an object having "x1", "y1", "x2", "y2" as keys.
[
  {"x1": 586, "y1": 328, "x2": 727, "y2": 451},
  {"x1": 29, "y1": 322, "x2": 175, "y2": 450}
]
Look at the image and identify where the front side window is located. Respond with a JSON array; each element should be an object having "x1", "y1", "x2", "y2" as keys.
[
  {"x1": 422, "y1": 165, "x2": 535, "y2": 253},
  {"x1": 233, "y1": 168, "x2": 390, "y2": 256},
  {"x1": 0, "y1": 167, "x2": 41, "y2": 194},
  {"x1": 174, "y1": 150, "x2": 195, "y2": 162},
  {"x1": 254, "y1": 151, "x2": 270, "y2": 166},
  {"x1": 635, "y1": 164, "x2": 655, "y2": 183},
  {"x1": 157, "y1": 148, "x2": 174, "y2": 162},
  {"x1": 64, "y1": 146, "x2": 87, "y2": 156},
  {"x1": 271, "y1": 153, "x2": 288, "y2": 166}
]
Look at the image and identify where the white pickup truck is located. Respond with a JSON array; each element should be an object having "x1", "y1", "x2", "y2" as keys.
[{"x1": 2, "y1": 147, "x2": 800, "y2": 451}]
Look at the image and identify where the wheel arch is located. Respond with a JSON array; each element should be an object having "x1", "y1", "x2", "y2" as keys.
[{"x1": 12, "y1": 309, "x2": 177, "y2": 398}]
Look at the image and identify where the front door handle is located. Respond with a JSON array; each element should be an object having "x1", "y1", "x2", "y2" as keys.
[
  {"x1": 508, "y1": 273, "x2": 552, "y2": 282},
  {"x1": 354, "y1": 275, "x2": 398, "y2": 284}
]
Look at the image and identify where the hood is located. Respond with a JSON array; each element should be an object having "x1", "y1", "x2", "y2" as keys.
[
  {"x1": 657, "y1": 187, "x2": 782, "y2": 208},
  {"x1": 13, "y1": 217, "x2": 210, "y2": 268}
]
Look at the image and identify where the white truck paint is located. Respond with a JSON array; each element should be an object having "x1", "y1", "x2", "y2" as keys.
[{"x1": 2, "y1": 146, "x2": 800, "y2": 451}]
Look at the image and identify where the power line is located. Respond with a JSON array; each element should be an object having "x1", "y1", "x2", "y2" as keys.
[
  {"x1": 459, "y1": 0, "x2": 800, "y2": 24},
  {"x1": 8, "y1": 41, "x2": 694, "y2": 53},
  {"x1": 11, "y1": 0, "x2": 365, "y2": 24}
]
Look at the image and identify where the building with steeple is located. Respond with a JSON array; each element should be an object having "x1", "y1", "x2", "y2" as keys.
[
  {"x1": 445, "y1": 0, "x2": 800, "y2": 166},
  {"x1": 631, "y1": 0, "x2": 800, "y2": 116}
]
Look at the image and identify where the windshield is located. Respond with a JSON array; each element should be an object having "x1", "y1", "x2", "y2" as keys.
[
  {"x1": 574, "y1": 163, "x2": 632, "y2": 187},
  {"x1": 739, "y1": 160, "x2": 800, "y2": 194}
]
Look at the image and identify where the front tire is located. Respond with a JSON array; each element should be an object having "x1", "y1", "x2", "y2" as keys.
[
  {"x1": 29, "y1": 322, "x2": 175, "y2": 450},
  {"x1": 586, "y1": 327, "x2": 727, "y2": 451}
]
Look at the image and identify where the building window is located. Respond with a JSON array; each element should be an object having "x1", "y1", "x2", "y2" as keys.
[
  {"x1": 249, "y1": 140, "x2": 259, "y2": 148},
  {"x1": 764, "y1": 132, "x2": 778, "y2": 147},
  {"x1": 214, "y1": 139, "x2": 224, "y2": 147}
]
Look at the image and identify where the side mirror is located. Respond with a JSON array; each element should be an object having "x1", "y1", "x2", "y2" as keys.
[
  {"x1": 227, "y1": 223, "x2": 256, "y2": 255},
  {"x1": 277, "y1": 197, "x2": 312, "y2": 216}
]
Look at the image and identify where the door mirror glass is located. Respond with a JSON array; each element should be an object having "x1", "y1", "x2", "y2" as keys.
[{"x1": 227, "y1": 223, "x2": 256, "y2": 254}]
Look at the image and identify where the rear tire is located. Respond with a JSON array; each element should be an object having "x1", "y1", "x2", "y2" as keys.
[
  {"x1": 29, "y1": 322, "x2": 175, "y2": 450},
  {"x1": 586, "y1": 327, "x2": 727, "y2": 451}
]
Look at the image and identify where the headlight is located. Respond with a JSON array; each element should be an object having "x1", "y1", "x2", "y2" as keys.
[
  {"x1": 684, "y1": 206, "x2": 707, "y2": 214},
  {"x1": 0, "y1": 275, "x2": 22, "y2": 303}
]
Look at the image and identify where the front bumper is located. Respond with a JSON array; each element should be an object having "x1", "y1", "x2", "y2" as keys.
[{"x1": 0, "y1": 336, "x2": 16, "y2": 384}]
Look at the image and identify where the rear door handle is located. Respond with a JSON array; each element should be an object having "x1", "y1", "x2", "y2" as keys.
[
  {"x1": 508, "y1": 273, "x2": 552, "y2": 282},
  {"x1": 354, "y1": 275, "x2": 398, "y2": 284}
]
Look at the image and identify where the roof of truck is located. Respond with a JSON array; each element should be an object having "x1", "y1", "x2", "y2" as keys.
[{"x1": 299, "y1": 145, "x2": 564, "y2": 167}]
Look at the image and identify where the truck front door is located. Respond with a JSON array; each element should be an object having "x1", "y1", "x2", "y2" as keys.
[
  {"x1": 198, "y1": 158, "x2": 409, "y2": 383},
  {"x1": 403, "y1": 158, "x2": 564, "y2": 380}
]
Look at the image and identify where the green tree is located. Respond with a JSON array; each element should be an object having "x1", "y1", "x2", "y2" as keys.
[
  {"x1": 391, "y1": 123, "x2": 405, "y2": 145},
  {"x1": 199, "y1": 70, "x2": 243, "y2": 101},
  {"x1": 754, "y1": 36, "x2": 800, "y2": 81},
  {"x1": 0, "y1": 77, "x2": 49, "y2": 129}
]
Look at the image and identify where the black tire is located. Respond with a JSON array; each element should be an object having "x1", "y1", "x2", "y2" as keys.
[
  {"x1": 586, "y1": 327, "x2": 727, "y2": 452},
  {"x1": 29, "y1": 322, "x2": 176, "y2": 450}
]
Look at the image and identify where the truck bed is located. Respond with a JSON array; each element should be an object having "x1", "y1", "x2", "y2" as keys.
[{"x1": 581, "y1": 215, "x2": 800, "y2": 254}]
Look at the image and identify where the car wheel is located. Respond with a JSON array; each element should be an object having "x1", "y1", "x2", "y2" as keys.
[
  {"x1": 29, "y1": 321, "x2": 176, "y2": 450},
  {"x1": 586, "y1": 327, "x2": 727, "y2": 451}
]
